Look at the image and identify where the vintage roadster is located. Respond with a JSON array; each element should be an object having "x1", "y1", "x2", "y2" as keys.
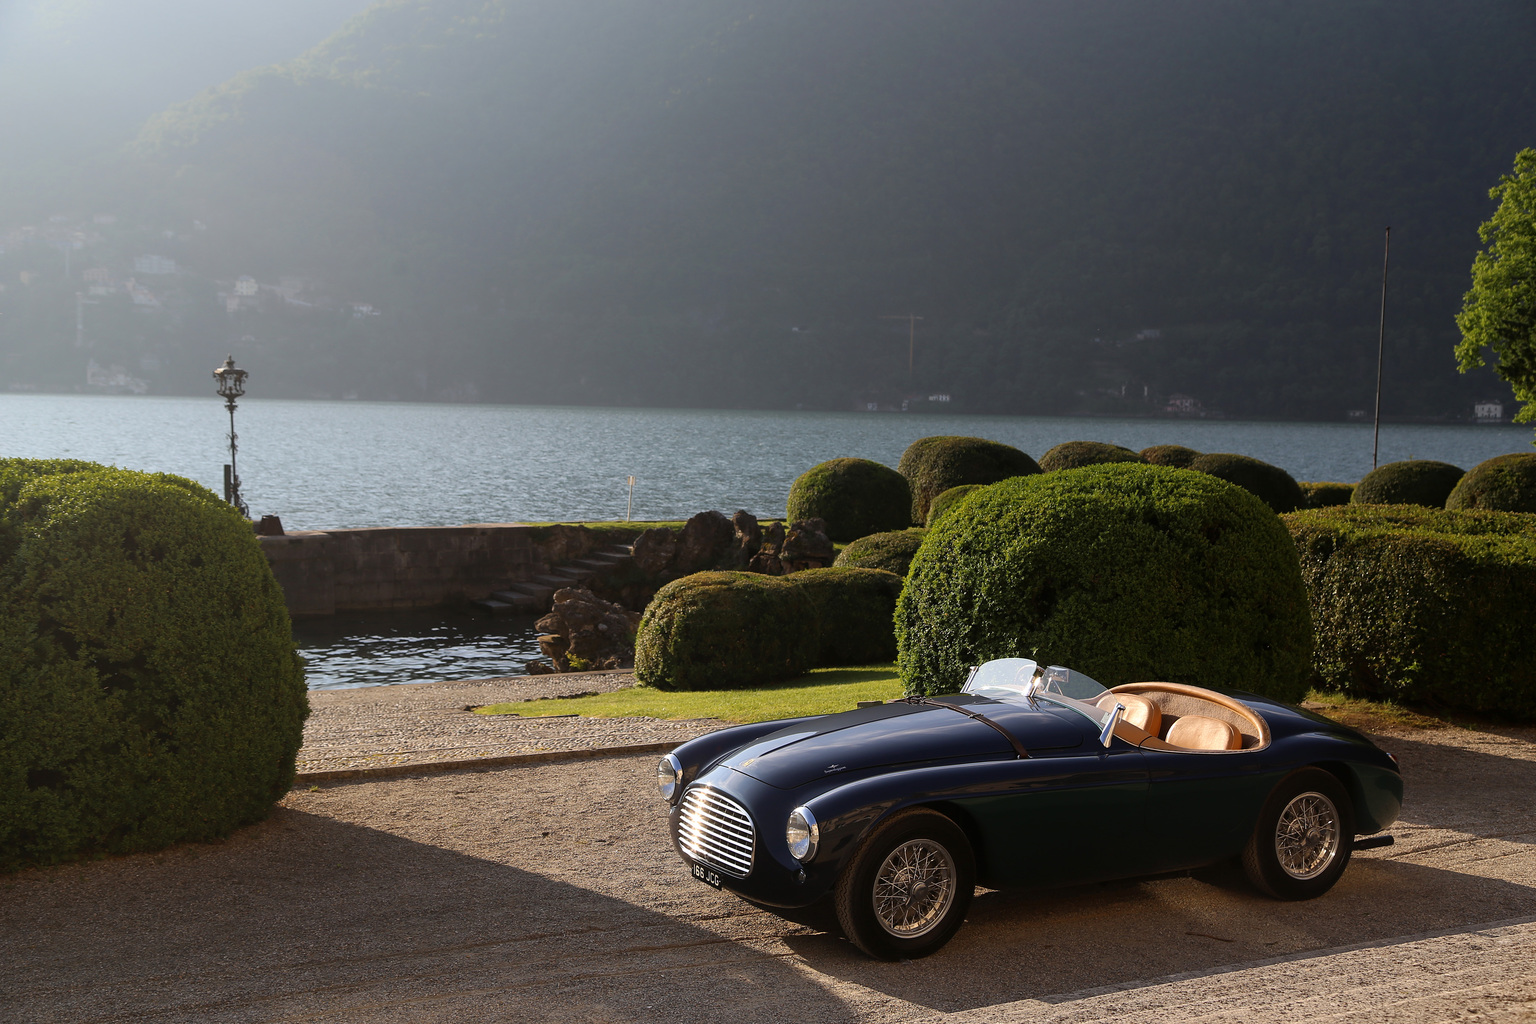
[{"x1": 658, "y1": 659, "x2": 1402, "y2": 959}]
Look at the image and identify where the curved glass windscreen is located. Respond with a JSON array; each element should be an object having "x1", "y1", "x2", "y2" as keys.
[{"x1": 962, "y1": 658, "x2": 1114, "y2": 729}]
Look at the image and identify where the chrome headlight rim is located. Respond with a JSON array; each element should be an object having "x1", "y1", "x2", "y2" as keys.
[
  {"x1": 657, "y1": 753, "x2": 683, "y2": 804},
  {"x1": 786, "y1": 805, "x2": 820, "y2": 862}
]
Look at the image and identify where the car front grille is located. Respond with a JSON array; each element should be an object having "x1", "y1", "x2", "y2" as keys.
[{"x1": 677, "y1": 785, "x2": 755, "y2": 878}]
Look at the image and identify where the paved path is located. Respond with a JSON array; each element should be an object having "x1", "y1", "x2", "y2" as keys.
[{"x1": 3, "y1": 681, "x2": 1534, "y2": 1022}]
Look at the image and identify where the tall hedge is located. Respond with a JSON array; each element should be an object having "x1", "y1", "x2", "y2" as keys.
[
  {"x1": 896, "y1": 436, "x2": 1041, "y2": 525},
  {"x1": 0, "y1": 460, "x2": 307, "y2": 873},
  {"x1": 1189, "y1": 452, "x2": 1305, "y2": 513},
  {"x1": 896, "y1": 464, "x2": 1312, "y2": 702},
  {"x1": 832, "y1": 527, "x2": 928, "y2": 577},
  {"x1": 635, "y1": 572, "x2": 818, "y2": 690},
  {"x1": 1352, "y1": 460, "x2": 1464, "y2": 507},
  {"x1": 1285, "y1": 505, "x2": 1536, "y2": 717},
  {"x1": 785, "y1": 457, "x2": 911, "y2": 543},
  {"x1": 1445, "y1": 453, "x2": 1536, "y2": 512},
  {"x1": 1140, "y1": 445, "x2": 1202, "y2": 469},
  {"x1": 789, "y1": 567, "x2": 903, "y2": 666},
  {"x1": 1038, "y1": 441, "x2": 1145, "y2": 472}
]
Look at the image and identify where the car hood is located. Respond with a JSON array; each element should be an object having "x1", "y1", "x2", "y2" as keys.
[{"x1": 722, "y1": 695, "x2": 1088, "y2": 789}]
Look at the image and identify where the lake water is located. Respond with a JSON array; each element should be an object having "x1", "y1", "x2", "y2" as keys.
[{"x1": 4, "y1": 393, "x2": 1530, "y2": 688}]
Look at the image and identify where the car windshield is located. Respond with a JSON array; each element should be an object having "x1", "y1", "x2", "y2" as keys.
[{"x1": 961, "y1": 657, "x2": 1114, "y2": 730}]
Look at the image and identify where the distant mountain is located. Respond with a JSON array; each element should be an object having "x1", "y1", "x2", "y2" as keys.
[{"x1": 9, "y1": 0, "x2": 1535, "y2": 417}]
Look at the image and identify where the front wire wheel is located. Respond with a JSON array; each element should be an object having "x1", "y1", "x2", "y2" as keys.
[
  {"x1": 835, "y1": 808, "x2": 974, "y2": 960},
  {"x1": 1243, "y1": 767, "x2": 1354, "y2": 900}
]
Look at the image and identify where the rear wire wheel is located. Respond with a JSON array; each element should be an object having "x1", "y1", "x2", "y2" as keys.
[
  {"x1": 1242, "y1": 767, "x2": 1354, "y2": 900},
  {"x1": 835, "y1": 808, "x2": 974, "y2": 960}
]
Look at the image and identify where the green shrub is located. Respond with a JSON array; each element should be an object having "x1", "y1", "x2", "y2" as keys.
[
  {"x1": 1300, "y1": 481, "x2": 1355, "y2": 508},
  {"x1": 925, "y1": 484, "x2": 983, "y2": 526},
  {"x1": 897, "y1": 436, "x2": 1041, "y2": 524},
  {"x1": 1285, "y1": 505, "x2": 1536, "y2": 717},
  {"x1": 1038, "y1": 441, "x2": 1146, "y2": 472},
  {"x1": 1352, "y1": 460, "x2": 1465, "y2": 507},
  {"x1": 1189, "y1": 452, "x2": 1305, "y2": 513},
  {"x1": 635, "y1": 572, "x2": 818, "y2": 690},
  {"x1": 785, "y1": 457, "x2": 911, "y2": 543},
  {"x1": 790, "y1": 567, "x2": 904, "y2": 665},
  {"x1": 896, "y1": 464, "x2": 1312, "y2": 702},
  {"x1": 833, "y1": 528, "x2": 928, "y2": 576},
  {"x1": 1140, "y1": 445, "x2": 1202, "y2": 468},
  {"x1": 1446, "y1": 453, "x2": 1536, "y2": 512},
  {"x1": 0, "y1": 460, "x2": 307, "y2": 873}
]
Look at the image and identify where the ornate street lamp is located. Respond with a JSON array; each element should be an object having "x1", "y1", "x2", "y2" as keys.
[{"x1": 213, "y1": 355, "x2": 249, "y2": 518}]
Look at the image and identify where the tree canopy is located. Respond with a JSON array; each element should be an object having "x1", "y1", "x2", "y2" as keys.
[{"x1": 1457, "y1": 148, "x2": 1536, "y2": 439}]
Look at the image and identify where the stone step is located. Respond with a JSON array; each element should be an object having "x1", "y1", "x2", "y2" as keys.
[
  {"x1": 495, "y1": 584, "x2": 553, "y2": 603},
  {"x1": 569, "y1": 557, "x2": 617, "y2": 572},
  {"x1": 533, "y1": 572, "x2": 585, "y2": 588},
  {"x1": 470, "y1": 598, "x2": 519, "y2": 615}
]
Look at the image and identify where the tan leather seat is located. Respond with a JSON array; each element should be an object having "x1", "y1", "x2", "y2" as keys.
[
  {"x1": 1165, "y1": 714, "x2": 1241, "y2": 751},
  {"x1": 1097, "y1": 692, "x2": 1161, "y2": 736}
]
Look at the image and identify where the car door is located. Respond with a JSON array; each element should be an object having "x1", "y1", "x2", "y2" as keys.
[
  {"x1": 958, "y1": 738, "x2": 1152, "y2": 889},
  {"x1": 1140, "y1": 746, "x2": 1274, "y2": 872}
]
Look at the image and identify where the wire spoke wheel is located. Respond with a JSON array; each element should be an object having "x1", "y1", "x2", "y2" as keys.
[
  {"x1": 871, "y1": 838, "x2": 957, "y2": 938},
  {"x1": 1274, "y1": 791, "x2": 1341, "y2": 880}
]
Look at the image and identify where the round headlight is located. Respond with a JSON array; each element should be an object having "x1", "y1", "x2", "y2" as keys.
[
  {"x1": 657, "y1": 754, "x2": 683, "y2": 803},
  {"x1": 786, "y1": 806, "x2": 819, "y2": 862}
]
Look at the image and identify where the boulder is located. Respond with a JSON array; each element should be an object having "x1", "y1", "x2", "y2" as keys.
[
  {"x1": 727, "y1": 509, "x2": 763, "y2": 568},
  {"x1": 631, "y1": 526, "x2": 678, "y2": 575},
  {"x1": 781, "y1": 518, "x2": 835, "y2": 572},
  {"x1": 674, "y1": 510, "x2": 736, "y2": 574},
  {"x1": 529, "y1": 587, "x2": 643, "y2": 672}
]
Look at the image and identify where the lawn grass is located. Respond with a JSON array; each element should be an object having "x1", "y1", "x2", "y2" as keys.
[
  {"x1": 1299, "y1": 690, "x2": 1464, "y2": 731},
  {"x1": 474, "y1": 665, "x2": 904, "y2": 723}
]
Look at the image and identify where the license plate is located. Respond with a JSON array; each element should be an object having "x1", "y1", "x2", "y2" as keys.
[{"x1": 690, "y1": 861, "x2": 723, "y2": 889}]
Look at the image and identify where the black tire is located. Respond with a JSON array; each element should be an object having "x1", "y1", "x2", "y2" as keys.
[
  {"x1": 1242, "y1": 767, "x2": 1355, "y2": 900},
  {"x1": 834, "y1": 808, "x2": 975, "y2": 960}
]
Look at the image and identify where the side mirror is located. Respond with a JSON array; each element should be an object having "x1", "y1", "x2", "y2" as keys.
[{"x1": 1098, "y1": 702, "x2": 1125, "y2": 748}]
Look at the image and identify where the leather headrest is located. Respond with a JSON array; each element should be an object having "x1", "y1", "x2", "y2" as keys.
[
  {"x1": 1165, "y1": 714, "x2": 1241, "y2": 751},
  {"x1": 1097, "y1": 692, "x2": 1162, "y2": 735}
]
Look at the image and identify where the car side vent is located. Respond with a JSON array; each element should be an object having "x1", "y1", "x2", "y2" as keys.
[{"x1": 677, "y1": 786, "x2": 755, "y2": 878}]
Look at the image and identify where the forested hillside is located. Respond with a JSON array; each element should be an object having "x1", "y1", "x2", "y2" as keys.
[{"x1": 6, "y1": 0, "x2": 1533, "y2": 417}]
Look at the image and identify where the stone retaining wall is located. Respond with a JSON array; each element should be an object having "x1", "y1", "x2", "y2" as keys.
[{"x1": 259, "y1": 523, "x2": 623, "y2": 616}]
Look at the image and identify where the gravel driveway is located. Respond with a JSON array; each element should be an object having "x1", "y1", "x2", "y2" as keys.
[{"x1": 3, "y1": 684, "x2": 1535, "y2": 1023}]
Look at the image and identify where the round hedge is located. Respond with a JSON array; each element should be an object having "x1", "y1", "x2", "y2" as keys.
[
  {"x1": 0, "y1": 460, "x2": 307, "y2": 873},
  {"x1": 634, "y1": 571, "x2": 818, "y2": 690},
  {"x1": 789, "y1": 567, "x2": 904, "y2": 666},
  {"x1": 1446, "y1": 453, "x2": 1536, "y2": 512},
  {"x1": 896, "y1": 436, "x2": 1041, "y2": 525},
  {"x1": 1300, "y1": 481, "x2": 1355, "y2": 508},
  {"x1": 1140, "y1": 445, "x2": 1202, "y2": 469},
  {"x1": 1038, "y1": 441, "x2": 1146, "y2": 473},
  {"x1": 1188, "y1": 453, "x2": 1305, "y2": 513},
  {"x1": 1285, "y1": 504, "x2": 1536, "y2": 716},
  {"x1": 1352, "y1": 460, "x2": 1465, "y2": 507},
  {"x1": 926, "y1": 484, "x2": 983, "y2": 526},
  {"x1": 785, "y1": 457, "x2": 911, "y2": 543},
  {"x1": 832, "y1": 528, "x2": 928, "y2": 577},
  {"x1": 896, "y1": 464, "x2": 1312, "y2": 702}
]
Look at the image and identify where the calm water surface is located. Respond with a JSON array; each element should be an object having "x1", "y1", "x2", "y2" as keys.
[{"x1": 5, "y1": 393, "x2": 1530, "y2": 688}]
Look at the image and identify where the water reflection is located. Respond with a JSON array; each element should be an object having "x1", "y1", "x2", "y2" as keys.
[{"x1": 292, "y1": 608, "x2": 541, "y2": 690}]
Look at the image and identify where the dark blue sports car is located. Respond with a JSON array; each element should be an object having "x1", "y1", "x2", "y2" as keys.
[{"x1": 658, "y1": 658, "x2": 1403, "y2": 959}]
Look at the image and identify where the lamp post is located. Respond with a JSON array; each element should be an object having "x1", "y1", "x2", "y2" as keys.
[{"x1": 213, "y1": 355, "x2": 249, "y2": 518}]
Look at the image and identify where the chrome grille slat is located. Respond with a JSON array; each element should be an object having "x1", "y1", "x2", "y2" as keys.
[{"x1": 678, "y1": 785, "x2": 755, "y2": 878}]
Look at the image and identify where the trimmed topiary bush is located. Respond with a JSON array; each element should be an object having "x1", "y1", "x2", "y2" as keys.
[
  {"x1": 1352, "y1": 460, "x2": 1465, "y2": 507},
  {"x1": 1446, "y1": 453, "x2": 1536, "y2": 512},
  {"x1": 896, "y1": 436, "x2": 1041, "y2": 525},
  {"x1": 833, "y1": 528, "x2": 928, "y2": 577},
  {"x1": 896, "y1": 463, "x2": 1312, "y2": 702},
  {"x1": 0, "y1": 460, "x2": 307, "y2": 874},
  {"x1": 635, "y1": 571, "x2": 818, "y2": 690},
  {"x1": 925, "y1": 484, "x2": 983, "y2": 527},
  {"x1": 1188, "y1": 453, "x2": 1305, "y2": 513},
  {"x1": 1285, "y1": 505, "x2": 1536, "y2": 717},
  {"x1": 790, "y1": 567, "x2": 904, "y2": 666},
  {"x1": 1038, "y1": 441, "x2": 1146, "y2": 472},
  {"x1": 1140, "y1": 445, "x2": 1202, "y2": 469},
  {"x1": 785, "y1": 457, "x2": 911, "y2": 543},
  {"x1": 1300, "y1": 481, "x2": 1355, "y2": 508}
]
